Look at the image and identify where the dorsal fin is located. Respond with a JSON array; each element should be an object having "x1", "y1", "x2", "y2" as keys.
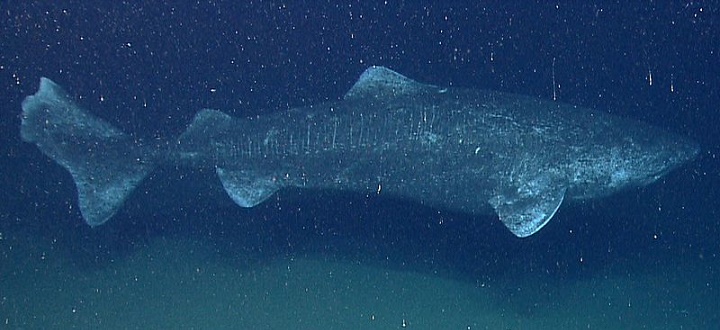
[{"x1": 344, "y1": 66, "x2": 437, "y2": 100}]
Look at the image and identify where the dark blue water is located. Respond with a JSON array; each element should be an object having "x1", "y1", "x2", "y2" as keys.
[{"x1": 1, "y1": 2, "x2": 718, "y2": 328}]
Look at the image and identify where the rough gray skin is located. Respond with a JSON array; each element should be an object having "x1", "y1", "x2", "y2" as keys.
[{"x1": 20, "y1": 67, "x2": 699, "y2": 237}]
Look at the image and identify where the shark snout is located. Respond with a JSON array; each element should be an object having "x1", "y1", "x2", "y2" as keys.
[{"x1": 645, "y1": 135, "x2": 699, "y2": 182}]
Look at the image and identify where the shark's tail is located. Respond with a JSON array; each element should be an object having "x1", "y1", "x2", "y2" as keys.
[{"x1": 21, "y1": 78, "x2": 156, "y2": 226}]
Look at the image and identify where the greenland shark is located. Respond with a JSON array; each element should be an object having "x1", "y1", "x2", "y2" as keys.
[{"x1": 20, "y1": 66, "x2": 698, "y2": 237}]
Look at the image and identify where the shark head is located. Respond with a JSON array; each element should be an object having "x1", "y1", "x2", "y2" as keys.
[
  {"x1": 624, "y1": 132, "x2": 699, "y2": 187},
  {"x1": 568, "y1": 124, "x2": 699, "y2": 199}
]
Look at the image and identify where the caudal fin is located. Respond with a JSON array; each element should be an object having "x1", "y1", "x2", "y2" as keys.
[{"x1": 21, "y1": 78, "x2": 155, "y2": 226}]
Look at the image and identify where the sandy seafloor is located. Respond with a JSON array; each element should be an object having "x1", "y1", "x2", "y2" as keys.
[{"x1": 1, "y1": 200, "x2": 717, "y2": 329}]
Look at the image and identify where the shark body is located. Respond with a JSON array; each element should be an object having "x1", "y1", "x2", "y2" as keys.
[{"x1": 20, "y1": 67, "x2": 698, "y2": 237}]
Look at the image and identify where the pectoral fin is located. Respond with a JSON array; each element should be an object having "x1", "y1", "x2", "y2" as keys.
[{"x1": 490, "y1": 185, "x2": 566, "y2": 238}]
